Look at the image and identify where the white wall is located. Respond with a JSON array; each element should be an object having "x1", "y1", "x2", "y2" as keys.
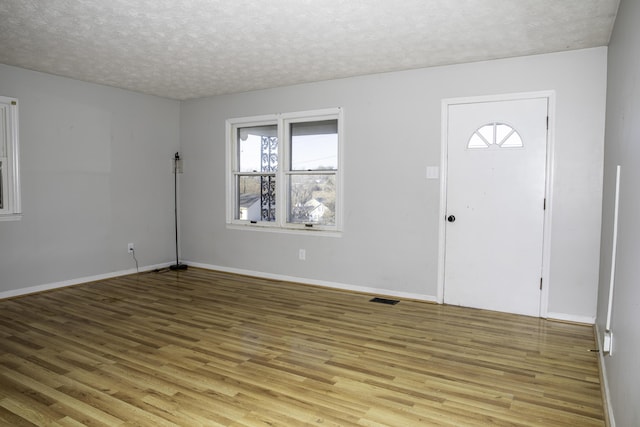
[
  {"x1": 0, "y1": 64, "x2": 181, "y2": 295},
  {"x1": 596, "y1": 0, "x2": 640, "y2": 425},
  {"x1": 181, "y1": 47, "x2": 607, "y2": 320}
]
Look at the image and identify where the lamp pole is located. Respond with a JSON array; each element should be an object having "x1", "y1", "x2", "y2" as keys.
[{"x1": 170, "y1": 152, "x2": 187, "y2": 271}]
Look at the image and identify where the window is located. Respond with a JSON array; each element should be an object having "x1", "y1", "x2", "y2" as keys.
[
  {"x1": 0, "y1": 96, "x2": 21, "y2": 220},
  {"x1": 468, "y1": 122, "x2": 523, "y2": 149},
  {"x1": 227, "y1": 108, "x2": 342, "y2": 233}
]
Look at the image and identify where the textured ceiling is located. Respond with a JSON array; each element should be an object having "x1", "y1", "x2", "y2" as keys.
[{"x1": 0, "y1": 0, "x2": 619, "y2": 100}]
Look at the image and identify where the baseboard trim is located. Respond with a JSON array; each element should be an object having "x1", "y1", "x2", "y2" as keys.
[
  {"x1": 187, "y1": 261, "x2": 439, "y2": 303},
  {"x1": 546, "y1": 312, "x2": 595, "y2": 325},
  {"x1": 594, "y1": 323, "x2": 616, "y2": 427},
  {"x1": 0, "y1": 262, "x2": 173, "y2": 300}
]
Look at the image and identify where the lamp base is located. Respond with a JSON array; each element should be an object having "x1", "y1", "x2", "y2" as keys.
[{"x1": 169, "y1": 263, "x2": 188, "y2": 271}]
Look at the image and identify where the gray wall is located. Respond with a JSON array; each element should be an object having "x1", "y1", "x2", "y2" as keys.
[
  {"x1": 0, "y1": 64, "x2": 181, "y2": 294},
  {"x1": 0, "y1": 48, "x2": 608, "y2": 322},
  {"x1": 181, "y1": 47, "x2": 607, "y2": 321},
  {"x1": 597, "y1": 0, "x2": 640, "y2": 425}
]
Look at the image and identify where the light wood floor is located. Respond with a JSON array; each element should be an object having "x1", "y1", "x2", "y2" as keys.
[{"x1": 0, "y1": 268, "x2": 604, "y2": 426}]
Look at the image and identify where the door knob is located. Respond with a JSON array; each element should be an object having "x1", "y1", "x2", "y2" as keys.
[{"x1": 447, "y1": 215, "x2": 456, "y2": 223}]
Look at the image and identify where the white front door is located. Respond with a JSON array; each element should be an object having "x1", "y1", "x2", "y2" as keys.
[{"x1": 444, "y1": 97, "x2": 548, "y2": 317}]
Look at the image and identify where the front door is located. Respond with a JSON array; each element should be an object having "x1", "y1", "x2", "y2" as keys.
[{"x1": 444, "y1": 97, "x2": 548, "y2": 317}]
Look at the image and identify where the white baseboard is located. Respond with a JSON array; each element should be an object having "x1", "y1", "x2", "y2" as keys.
[
  {"x1": 546, "y1": 311, "x2": 596, "y2": 325},
  {"x1": 0, "y1": 262, "x2": 173, "y2": 300},
  {"x1": 187, "y1": 261, "x2": 439, "y2": 303},
  {"x1": 594, "y1": 323, "x2": 616, "y2": 427}
]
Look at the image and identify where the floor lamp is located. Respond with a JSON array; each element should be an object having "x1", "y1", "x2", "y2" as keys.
[{"x1": 170, "y1": 152, "x2": 188, "y2": 271}]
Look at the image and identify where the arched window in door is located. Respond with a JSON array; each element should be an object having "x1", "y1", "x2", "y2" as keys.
[{"x1": 468, "y1": 123, "x2": 523, "y2": 149}]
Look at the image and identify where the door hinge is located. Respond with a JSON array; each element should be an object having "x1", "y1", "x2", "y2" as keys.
[
  {"x1": 546, "y1": 116, "x2": 549, "y2": 129},
  {"x1": 543, "y1": 198, "x2": 546, "y2": 210},
  {"x1": 540, "y1": 278, "x2": 543, "y2": 290}
]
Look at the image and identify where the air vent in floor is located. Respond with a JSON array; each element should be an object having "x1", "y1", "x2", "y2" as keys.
[{"x1": 370, "y1": 297, "x2": 399, "y2": 305}]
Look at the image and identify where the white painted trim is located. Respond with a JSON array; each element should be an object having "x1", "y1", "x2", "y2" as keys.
[
  {"x1": 9, "y1": 96, "x2": 20, "y2": 214},
  {"x1": 606, "y1": 165, "x2": 622, "y2": 332},
  {"x1": 545, "y1": 312, "x2": 595, "y2": 325},
  {"x1": 595, "y1": 323, "x2": 616, "y2": 427},
  {"x1": 539, "y1": 92, "x2": 556, "y2": 319},
  {"x1": 443, "y1": 91, "x2": 556, "y2": 106},
  {"x1": 225, "y1": 223, "x2": 342, "y2": 237},
  {"x1": 436, "y1": 103, "x2": 448, "y2": 303},
  {"x1": 0, "y1": 96, "x2": 21, "y2": 216},
  {"x1": 0, "y1": 262, "x2": 173, "y2": 300},
  {"x1": 187, "y1": 261, "x2": 439, "y2": 303},
  {"x1": 438, "y1": 90, "x2": 556, "y2": 316}
]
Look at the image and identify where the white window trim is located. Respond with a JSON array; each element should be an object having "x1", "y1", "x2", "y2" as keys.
[
  {"x1": 225, "y1": 107, "x2": 343, "y2": 236},
  {"x1": 0, "y1": 96, "x2": 21, "y2": 221}
]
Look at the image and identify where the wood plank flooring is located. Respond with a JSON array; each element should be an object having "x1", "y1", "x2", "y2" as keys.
[{"x1": 0, "y1": 268, "x2": 604, "y2": 426}]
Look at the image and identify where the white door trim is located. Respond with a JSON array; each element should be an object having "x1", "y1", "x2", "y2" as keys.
[{"x1": 437, "y1": 91, "x2": 556, "y2": 318}]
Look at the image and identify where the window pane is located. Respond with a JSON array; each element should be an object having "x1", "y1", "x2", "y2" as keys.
[
  {"x1": 238, "y1": 125, "x2": 278, "y2": 172},
  {"x1": 468, "y1": 133, "x2": 489, "y2": 149},
  {"x1": 288, "y1": 174, "x2": 335, "y2": 225},
  {"x1": 495, "y1": 124, "x2": 512, "y2": 144},
  {"x1": 478, "y1": 124, "x2": 494, "y2": 145},
  {"x1": 290, "y1": 120, "x2": 338, "y2": 171},
  {"x1": 238, "y1": 175, "x2": 276, "y2": 222},
  {"x1": 502, "y1": 133, "x2": 523, "y2": 148}
]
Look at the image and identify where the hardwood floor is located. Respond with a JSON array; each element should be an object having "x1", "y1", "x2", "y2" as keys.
[{"x1": 0, "y1": 268, "x2": 604, "y2": 426}]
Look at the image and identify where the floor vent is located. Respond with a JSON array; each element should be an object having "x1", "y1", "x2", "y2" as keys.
[{"x1": 370, "y1": 297, "x2": 399, "y2": 305}]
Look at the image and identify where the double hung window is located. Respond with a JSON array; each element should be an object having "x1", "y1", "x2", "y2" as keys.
[
  {"x1": 0, "y1": 96, "x2": 21, "y2": 220},
  {"x1": 227, "y1": 108, "x2": 342, "y2": 233}
]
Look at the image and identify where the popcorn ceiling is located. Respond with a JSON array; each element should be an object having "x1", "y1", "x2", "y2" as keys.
[{"x1": 0, "y1": 0, "x2": 618, "y2": 100}]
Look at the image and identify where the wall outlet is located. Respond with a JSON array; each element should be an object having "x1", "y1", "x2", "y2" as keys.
[
  {"x1": 298, "y1": 249, "x2": 306, "y2": 261},
  {"x1": 127, "y1": 243, "x2": 135, "y2": 253}
]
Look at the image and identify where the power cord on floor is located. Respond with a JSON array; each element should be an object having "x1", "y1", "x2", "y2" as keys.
[{"x1": 131, "y1": 248, "x2": 139, "y2": 274}]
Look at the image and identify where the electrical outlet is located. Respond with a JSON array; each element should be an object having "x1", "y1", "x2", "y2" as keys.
[
  {"x1": 298, "y1": 249, "x2": 306, "y2": 261},
  {"x1": 127, "y1": 243, "x2": 134, "y2": 253}
]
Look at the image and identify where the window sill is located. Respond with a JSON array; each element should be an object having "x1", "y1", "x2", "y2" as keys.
[
  {"x1": 226, "y1": 223, "x2": 342, "y2": 238},
  {"x1": 0, "y1": 213, "x2": 22, "y2": 222}
]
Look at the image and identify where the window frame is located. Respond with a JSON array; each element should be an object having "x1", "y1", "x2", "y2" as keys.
[
  {"x1": 226, "y1": 108, "x2": 343, "y2": 235},
  {"x1": 0, "y1": 96, "x2": 21, "y2": 221}
]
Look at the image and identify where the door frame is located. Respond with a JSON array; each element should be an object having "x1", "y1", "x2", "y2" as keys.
[{"x1": 437, "y1": 91, "x2": 556, "y2": 318}]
